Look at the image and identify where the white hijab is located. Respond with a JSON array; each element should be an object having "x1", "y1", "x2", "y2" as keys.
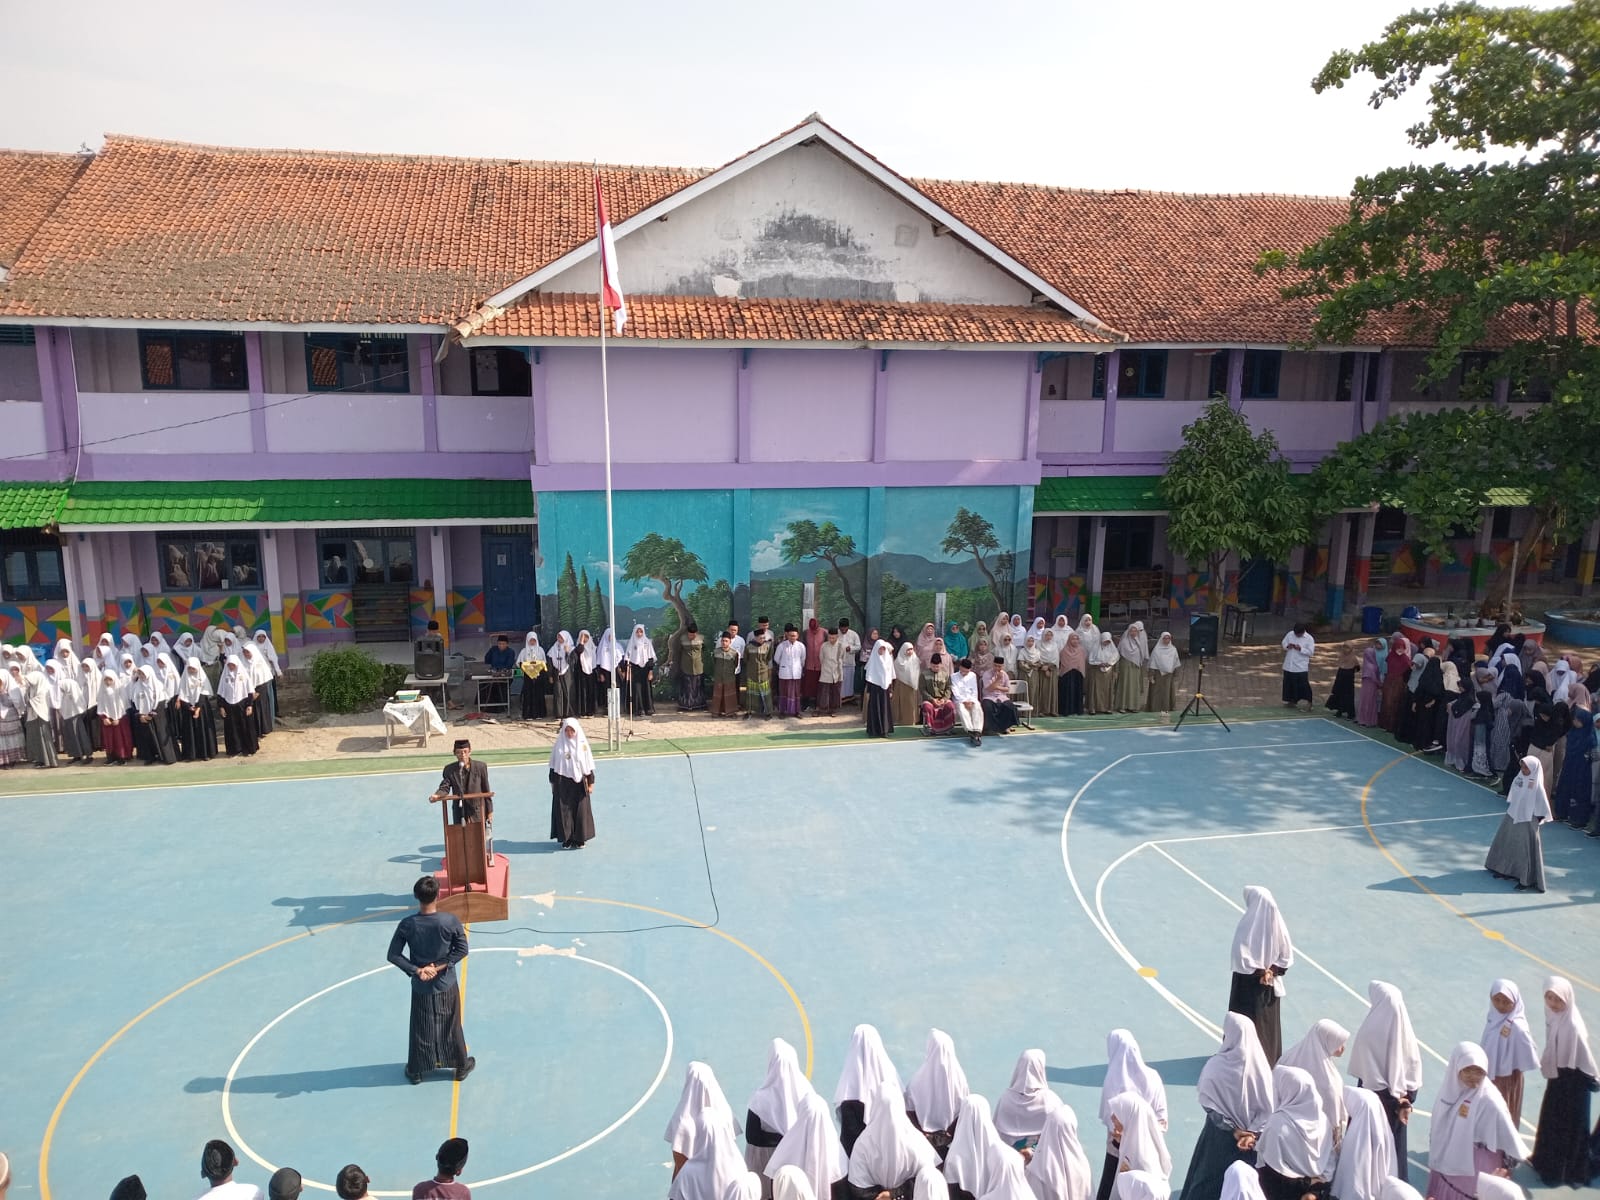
[
  {"x1": 97, "y1": 668, "x2": 126, "y2": 713},
  {"x1": 1113, "y1": 1172, "x2": 1170, "y2": 1200},
  {"x1": 978, "y1": 1151, "x2": 1034, "y2": 1200},
  {"x1": 748, "y1": 1037, "x2": 812, "y2": 1137},
  {"x1": 1379, "y1": 1179, "x2": 1424, "y2": 1200},
  {"x1": 943, "y1": 1094, "x2": 1014, "y2": 1197},
  {"x1": 1330, "y1": 1087, "x2": 1394, "y2": 1200},
  {"x1": 1220, "y1": 1161, "x2": 1268, "y2": 1200},
  {"x1": 664, "y1": 1061, "x2": 734, "y2": 1156},
  {"x1": 1348, "y1": 981, "x2": 1423, "y2": 1095},
  {"x1": 764, "y1": 1090, "x2": 846, "y2": 1200},
  {"x1": 771, "y1": 1165, "x2": 819, "y2": 1200},
  {"x1": 1076, "y1": 614, "x2": 1100, "y2": 647},
  {"x1": 1196, "y1": 1013, "x2": 1274, "y2": 1132},
  {"x1": 669, "y1": 1108, "x2": 745, "y2": 1200},
  {"x1": 79, "y1": 659, "x2": 100, "y2": 706},
  {"x1": 1149, "y1": 633, "x2": 1180, "y2": 675},
  {"x1": 42, "y1": 658, "x2": 64, "y2": 709},
  {"x1": 1256, "y1": 1065, "x2": 1329, "y2": 1179},
  {"x1": 252, "y1": 631, "x2": 281, "y2": 675},
  {"x1": 1100, "y1": 1030, "x2": 1167, "y2": 1129},
  {"x1": 847, "y1": 1081, "x2": 939, "y2": 1190},
  {"x1": 240, "y1": 643, "x2": 272, "y2": 689},
  {"x1": 1505, "y1": 755, "x2": 1552, "y2": 823},
  {"x1": 865, "y1": 639, "x2": 895, "y2": 690},
  {"x1": 834, "y1": 1023, "x2": 904, "y2": 1124},
  {"x1": 1091, "y1": 633, "x2": 1120, "y2": 669},
  {"x1": 1540, "y1": 975, "x2": 1597, "y2": 1079},
  {"x1": 178, "y1": 656, "x2": 214, "y2": 704},
  {"x1": 172, "y1": 632, "x2": 200, "y2": 664},
  {"x1": 1024, "y1": 1102, "x2": 1092, "y2": 1200},
  {"x1": 199, "y1": 624, "x2": 228, "y2": 665},
  {"x1": 905, "y1": 1028, "x2": 970, "y2": 1132},
  {"x1": 53, "y1": 638, "x2": 80, "y2": 676},
  {"x1": 1117, "y1": 623, "x2": 1150, "y2": 667},
  {"x1": 1106, "y1": 1093, "x2": 1170, "y2": 1178},
  {"x1": 1474, "y1": 1176, "x2": 1524, "y2": 1200},
  {"x1": 895, "y1": 643, "x2": 922, "y2": 689},
  {"x1": 993, "y1": 1048, "x2": 1061, "y2": 1142},
  {"x1": 94, "y1": 632, "x2": 119, "y2": 672},
  {"x1": 1480, "y1": 979, "x2": 1539, "y2": 1078},
  {"x1": 596, "y1": 628, "x2": 623, "y2": 672},
  {"x1": 576, "y1": 630, "x2": 596, "y2": 672},
  {"x1": 1230, "y1": 886, "x2": 1294, "y2": 981},
  {"x1": 218, "y1": 654, "x2": 254, "y2": 704},
  {"x1": 915, "y1": 1164, "x2": 951, "y2": 1200},
  {"x1": 550, "y1": 631, "x2": 572, "y2": 673},
  {"x1": 517, "y1": 631, "x2": 547, "y2": 664},
  {"x1": 155, "y1": 652, "x2": 182, "y2": 701},
  {"x1": 1426, "y1": 1041, "x2": 1527, "y2": 1176},
  {"x1": 129, "y1": 666, "x2": 164, "y2": 716},
  {"x1": 549, "y1": 717, "x2": 595, "y2": 782},
  {"x1": 1278, "y1": 1019, "x2": 1350, "y2": 1137},
  {"x1": 625, "y1": 625, "x2": 656, "y2": 667}
]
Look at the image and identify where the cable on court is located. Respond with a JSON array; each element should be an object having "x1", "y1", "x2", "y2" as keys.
[{"x1": 475, "y1": 737, "x2": 721, "y2": 936}]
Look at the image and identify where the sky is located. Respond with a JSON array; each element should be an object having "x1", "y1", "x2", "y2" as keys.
[{"x1": 5, "y1": 0, "x2": 1514, "y2": 196}]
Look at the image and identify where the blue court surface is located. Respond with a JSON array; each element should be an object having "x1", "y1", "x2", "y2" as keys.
[{"x1": 6, "y1": 717, "x2": 1600, "y2": 1200}]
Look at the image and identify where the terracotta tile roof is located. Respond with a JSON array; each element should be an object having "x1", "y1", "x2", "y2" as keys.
[
  {"x1": 469, "y1": 292, "x2": 1110, "y2": 345},
  {"x1": 0, "y1": 135, "x2": 703, "y2": 323},
  {"x1": 913, "y1": 179, "x2": 1354, "y2": 344},
  {"x1": 0, "y1": 150, "x2": 89, "y2": 270}
]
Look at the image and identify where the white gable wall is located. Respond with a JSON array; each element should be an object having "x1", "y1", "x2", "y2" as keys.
[{"x1": 543, "y1": 142, "x2": 1034, "y2": 306}]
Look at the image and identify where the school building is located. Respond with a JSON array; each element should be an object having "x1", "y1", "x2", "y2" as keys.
[{"x1": 0, "y1": 119, "x2": 1591, "y2": 658}]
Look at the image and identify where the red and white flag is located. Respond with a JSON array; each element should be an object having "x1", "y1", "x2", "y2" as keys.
[{"x1": 595, "y1": 176, "x2": 627, "y2": 336}]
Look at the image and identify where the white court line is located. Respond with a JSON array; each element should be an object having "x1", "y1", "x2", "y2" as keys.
[{"x1": 1151, "y1": 809, "x2": 1502, "y2": 845}]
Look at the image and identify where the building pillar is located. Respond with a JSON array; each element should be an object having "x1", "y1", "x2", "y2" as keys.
[
  {"x1": 1493, "y1": 376, "x2": 1510, "y2": 407},
  {"x1": 1374, "y1": 350, "x2": 1394, "y2": 423},
  {"x1": 1325, "y1": 516, "x2": 1352, "y2": 621},
  {"x1": 430, "y1": 527, "x2": 450, "y2": 647},
  {"x1": 261, "y1": 529, "x2": 287, "y2": 656},
  {"x1": 531, "y1": 348, "x2": 550, "y2": 466},
  {"x1": 1226, "y1": 348, "x2": 1244, "y2": 411},
  {"x1": 1348, "y1": 352, "x2": 1369, "y2": 440},
  {"x1": 245, "y1": 332, "x2": 268, "y2": 453},
  {"x1": 1086, "y1": 515, "x2": 1108, "y2": 619},
  {"x1": 1467, "y1": 509, "x2": 1495, "y2": 601},
  {"x1": 736, "y1": 349, "x2": 752, "y2": 464},
  {"x1": 1579, "y1": 519, "x2": 1600, "y2": 597},
  {"x1": 1099, "y1": 351, "x2": 1120, "y2": 455},
  {"x1": 871, "y1": 350, "x2": 890, "y2": 463},
  {"x1": 277, "y1": 529, "x2": 304, "y2": 661},
  {"x1": 60, "y1": 536, "x2": 84, "y2": 644},
  {"x1": 1352, "y1": 511, "x2": 1376, "y2": 609},
  {"x1": 419, "y1": 333, "x2": 440, "y2": 454}
]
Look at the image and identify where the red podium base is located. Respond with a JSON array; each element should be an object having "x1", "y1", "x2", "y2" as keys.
[{"x1": 434, "y1": 856, "x2": 510, "y2": 923}]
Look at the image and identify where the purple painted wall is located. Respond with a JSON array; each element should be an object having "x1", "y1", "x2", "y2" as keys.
[
  {"x1": 748, "y1": 349, "x2": 873, "y2": 462},
  {"x1": 884, "y1": 350, "x2": 1030, "y2": 462},
  {"x1": 545, "y1": 346, "x2": 738, "y2": 464}
]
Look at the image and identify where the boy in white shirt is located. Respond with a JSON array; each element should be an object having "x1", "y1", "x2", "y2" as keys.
[
  {"x1": 951, "y1": 657, "x2": 984, "y2": 745},
  {"x1": 1280, "y1": 622, "x2": 1316, "y2": 710}
]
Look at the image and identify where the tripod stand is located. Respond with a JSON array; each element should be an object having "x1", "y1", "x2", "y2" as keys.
[{"x1": 1173, "y1": 654, "x2": 1230, "y2": 732}]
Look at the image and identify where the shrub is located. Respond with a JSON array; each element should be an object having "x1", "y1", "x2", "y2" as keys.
[
  {"x1": 308, "y1": 647, "x2": 386, "y2": 713},
  {"x1": 380, "y1": 662, "x2": 410, "y2": 698}
]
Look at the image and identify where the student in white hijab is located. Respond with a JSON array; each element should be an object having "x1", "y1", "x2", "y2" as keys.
[
  {"x1": 771, "y1": 1164, "x2": 819, "y2": 1200},
  {"x1": 835, "y1": 1023, "x2": 904, "y2": 1154},
  {"x1": 666, "y1": 1061, "x2": 736, "y2": 1177},
  {"x1": 916, "y1": 1163, "x2": 952, "y2": 1200},
  {"x1": 1479, "y1": 980, "x2": 1539, "y2": 1125},
  {"x1": 906, "y1": 1028, "x2": 971, "y2": 1148},
  {"x1": 765, "y1": 1090, "x2": 847, "y2": 1200},
  {"x1": 20, "y1": 657, "x2": 58, "y2": 768},
  {"x1": 1278, "y1": 1020, "x2": 1350, "y2": 1147},
  {"x1": 944, "y1": 1094, "x2": 1021, "y2": 1200},
  {"x1": 199, "y1": 623, "x2": 229, "y2": 666},
  {"x1": 1146, "y1": 634, "x2": 1181, "y2": 714},
  {"x1": 979, "y1": 1150, "x2": 1036, "y2": 1200},
  {"x1": 1025, "y1": 1102, "x2": 1092, "y2": 1200},
  {"x1": 1113, "y1": 622, "x2": 1150, "y2": 713},
  {"x1": 1099, "y1": 1032, "x2": 1168, "y2": 1164},
  {"x1": 1112, "y1": 1171, "x2": 1169, "y2": 1200},
  {"x1": 744, "y1": 1037, "x2": 814, "y2": 1180},
  {"x1": 847, "y1": 1081, "x2": 940, "y2": 1198},
  {"x1": 595, "y1": 627, "x2": 623, "y2": 705},
  {"x1": 216, "y1": 653, "x2": 260, "y2": 757},
  {"x1": 864, "y1": 638, "x2": 896, "y2": 738},
  {"x1": 994, "y1": 1049, "x2": 1062, "y2": 1149},
  {"x1": 147, "y1": 630, "x2": 174, "y2": 664},
  {"x1": 96, "y1": 667, "x2": 134, "y2": 763},
  {"x1": 129, "y1": 664, "x2": 176, "y2": 764},
  {"x1": 53, "y1": 637, "x2": 80, "y2": 678},
  {"x1": 670, "y1": 1108, "x2": 746, "y2": 1200},
  {"x1": 251, "y1": 630, "x2": 282, "y2": 722},
  {"x1": 1423, "y1": 1041, "x2": 1527, "y2": 1200},
  {"x1": 1228, "y1": 886, "x2": 1294, "y2": 1064},
  {"x1": 93, "y1": 632, "x2": 120, "y2": 675},
  {"x1": 1331, "y1": 1086, "x2": 1396, "y2": 1200},
  {"x1": 172, "y1": 631, "x2": 200, "y2": 666},
  {"x1": 1378, "y1": 1178, "x2": 1423, "y2": 1200},
  {"x1": 1484, "y1": 755, "x2": 1549, "y2": 893},
  {"x1": 1219, "y1": 1160, "x2": 1267, "y2": 1200},
  {"x1": 155, "y1": 652, "x2": 182, "y2": 704},
  {"x1": 725, "y1": 1172, "x2": 764, "y2": 1200},
  {"x1": 1255, "y1": 1065, "x2": 1330, "y2": 1198},
  {"x1": 548, "y1": 717, "x2": 596, "y2": 849},
  {"x1": 1529, "y1": 975, "x2": 1597, "y2": 1186},
  {"x1": 573, "y1": 629, "x2": 599, "y2": 716},
  {"x1": 1102, "y1": 1093, "x2": 1170, "y2": 1189},
  {"x1": 1087, "y1": 633, "x2": 1119, "y2": 715},
  {"x1": 77, "y1": 657, "x2": 101, "y2": 754},
  {"x1": 621, "y1": 623, "x2": 657, "y2": 717},
  {"x1": 996, "y1": 629, "x2": 1020, "y2": 675},
  {"x1": 1185, "y1": 1014, "x2": 1274, "y2": 1200},
  {"x1": 174, "y1": 655, "x2": 218, "y2": 761},
  {"x1": 1473, "y1": 1175, "x2": 1524, "y2": 1200},
  {"x1": 239, "y1": 643, "x2": 274, "y2": 737},
  {"x1": 893, "y1": 642, "x2": 923, "y2": 728},
  {"x1": 1347, "y1": 982, "x2": 1423, "y2": 1184},
  {"x1": 515, "y1": 631, "x2": 549, "y2": 721},
  {"x1": 46, "y1": 659, "x2": 92, "y2": 763}
]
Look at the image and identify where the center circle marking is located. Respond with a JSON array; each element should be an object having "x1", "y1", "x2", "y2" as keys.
[{"x1": 221, "y1": 948, "x2": 673, "y2": 1195}]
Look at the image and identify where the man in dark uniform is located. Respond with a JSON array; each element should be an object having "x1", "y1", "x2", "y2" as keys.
[
  {"x1": 387, "y1": 876, "x2": 474, "y2": 1085},
  {"x1": 437, "y1": 738, "x2": 493, "y2": 866}
]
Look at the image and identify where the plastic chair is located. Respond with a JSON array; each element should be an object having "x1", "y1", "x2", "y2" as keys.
[{"x1": 1008, "y1": 678, "x2": 1034, "y2": 729}]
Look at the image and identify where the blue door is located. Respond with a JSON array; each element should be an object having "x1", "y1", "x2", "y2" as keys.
[
  {"x1": 1237, "y1": 558, "x2": 1276, "y2": 609},
  {"x1": 482, "y1": 531, "x2": 537, "y2": 632}
]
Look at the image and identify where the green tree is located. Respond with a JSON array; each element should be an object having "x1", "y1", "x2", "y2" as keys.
[
  {"x1": 576, "y1": 567, "x2": 593, "y2": 631},
  {"x1": 686, "y1": 579, "x2": 734, "y2": 644},
  {"x1": 1260, "y1": 0, "x2": 1600, "y2": 608},
  {"x1": 782, "y1": 520, "x2": 866, "y2": 629},
  {"x1": 1162, "y1": 398, "x2": 1312, "y2": 612},
  {"x1": 590, "y1": 579, "x2": 607, "y2": 633},
  {"x1": 557, "y1": 553, "x2": 580, "y2": 630},
  {"x1": 940, "y1": 507, "x2": 1012, "y2": 612},
  {"x1": 878, "y1": 572, "x2": 918, "y2": 636},
  {"x1": 621, "y1": 533, "x2": 707, "y2": 634}
]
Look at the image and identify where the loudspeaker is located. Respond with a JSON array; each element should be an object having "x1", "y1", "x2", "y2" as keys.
[
  {"x1": 1188, "y1": 613, "x2": 1219, "y2": 658},
  {"x1": 414, "y1": 650, "x2": 444, "y2": 678}
]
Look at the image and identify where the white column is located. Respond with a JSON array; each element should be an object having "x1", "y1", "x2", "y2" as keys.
[
  {"x1": 77, "y1": 533, "x2": 104, "y2": 636},
  {"x1": 60, "y1": 536, "x2": 85, "y2": 643},
  {"x1": 1087, "y1": 516, "x2": 1108, "y2": 618},
  {"x1": 430, "y1": 527, "x2": 449, "y2": 645},
  {"x1": 261, "y1": 529, "x2": 286, "y2": 657}
]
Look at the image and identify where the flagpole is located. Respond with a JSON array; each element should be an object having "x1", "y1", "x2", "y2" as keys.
[{"x1": 597, "y1": 171, "x2": 621, "y2": 752}]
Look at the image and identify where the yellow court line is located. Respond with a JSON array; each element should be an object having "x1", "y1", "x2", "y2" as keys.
[
  {"x1": 553, "y1": 895, "x2": 814, "y2": 1078},
  {"x1": 1360, "y1": 753, "x2": 1599, "y2": 995},
  {"x1": 38, "y1": 907, "x2": 405, "y2": 1200},
  {"x1": 450, "y1": 923, "x2": 471, "y2": 1138}
]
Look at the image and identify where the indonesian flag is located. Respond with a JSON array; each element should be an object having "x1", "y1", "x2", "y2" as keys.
[{"x1": 595, "y1": 176, "x2": 627, "y2": 336}]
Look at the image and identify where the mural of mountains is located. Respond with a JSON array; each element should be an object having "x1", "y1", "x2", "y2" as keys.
[{"x1": 751, "y1": 551, "x2": 993, "y2": 590}]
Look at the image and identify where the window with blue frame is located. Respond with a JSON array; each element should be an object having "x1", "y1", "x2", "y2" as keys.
[
  {"x1": 139, "y1": 331, "x2": 247, "y2": 390},
  {"x1": 1094, "y1": 350, "x2": 1167, "y2": 399},
  {"x1": 1, "y1": 531, "x2": 66, "y2": 601},
  {"x1": 1208, "y1": 352, "x2": 1230, "y2": 397},
  {"x1": 305, "y1": 333, "x2": 410, "y2": 393},
  {"x1": 1241, "y1": 349, "x2": 1281, "y2": 399}
]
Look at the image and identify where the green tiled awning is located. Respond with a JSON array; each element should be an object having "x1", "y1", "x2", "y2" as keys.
[
  {"x1": 60, "y1": 479, "x2": 535, "y2": 527},
  {"x1": 0, "y1": 481, "x2": 69, "y2": 529},
  {"x1": 1034, "y1": 475, "x2": 1165, "y2": 513},
  {"x1": 1484, "y1": 486, "x2": 1531, "y2": 508}
]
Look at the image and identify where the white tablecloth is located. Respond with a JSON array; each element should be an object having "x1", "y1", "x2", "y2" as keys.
[{"x1": 382, "y1": 697, "x2": 448, "y2": 736}]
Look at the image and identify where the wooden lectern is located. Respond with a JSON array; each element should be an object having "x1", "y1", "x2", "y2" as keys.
[{"x1": 426, "y1": 790, "x2": 509, "y2": 922}]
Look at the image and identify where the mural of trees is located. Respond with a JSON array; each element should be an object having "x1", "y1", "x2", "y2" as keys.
[
  {"x1": 782, "y1": 519, "x2": 866, "y2": 629},
  {"x1": 557, "y1": 553, "x2": 580, "y2": 629},
  {"x1": 622, "y1": 533, "x2": 708, "y2": 634},
  {"x1": 941, "y1": 507, "x2": 1012, "y2": 612}
]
